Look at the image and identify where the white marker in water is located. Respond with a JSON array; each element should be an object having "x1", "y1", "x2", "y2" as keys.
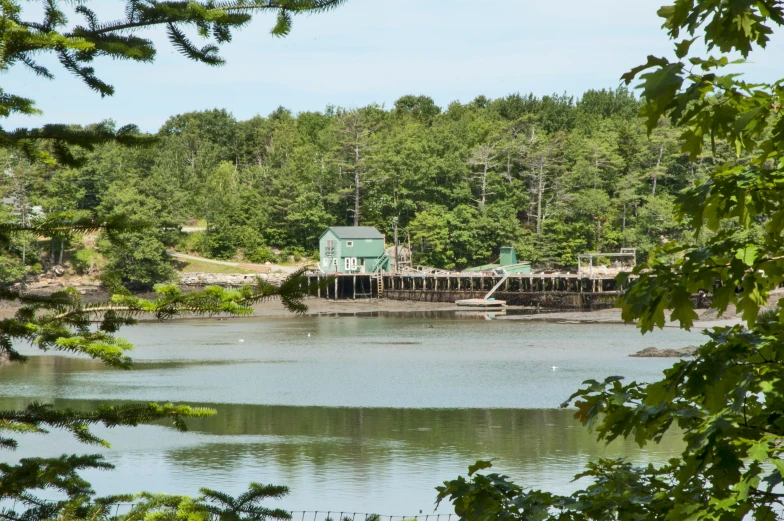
[
  {"x1": 307, "y1": 333, "x2": 311, "y2": 337},
  {"x1": 238, "y1": 339, "x2": 244, "y2": 343},
  {"x1": 552, "y1": 366, "x2": 558, "y2": 371}
]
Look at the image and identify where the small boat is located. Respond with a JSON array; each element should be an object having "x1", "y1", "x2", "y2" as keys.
[
  {"x1": 455, "y1": 273, "x2": 509, "y2": 308},
  {"x1": 455, "y1": 298, "x2": 506, "y2": 308}
]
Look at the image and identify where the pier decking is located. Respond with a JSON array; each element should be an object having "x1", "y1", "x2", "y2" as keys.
[{"x1": 305, "y1": 273, "x2": 624, "y2": 310}]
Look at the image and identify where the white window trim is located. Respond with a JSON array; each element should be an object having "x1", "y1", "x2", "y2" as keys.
[{"x1": 346, "y1": 241, "x2": 354, "y2": 247}]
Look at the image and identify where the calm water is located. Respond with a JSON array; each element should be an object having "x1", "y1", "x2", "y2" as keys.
[{"x1": 1, "y1": 313, "x2": 701, "y2": 514}]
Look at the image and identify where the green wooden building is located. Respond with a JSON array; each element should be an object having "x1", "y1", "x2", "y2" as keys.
[{"x1": 319, "y1": 226, "x2": 390, "y2": 274}]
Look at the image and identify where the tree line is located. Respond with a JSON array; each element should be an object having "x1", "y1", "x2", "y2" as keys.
[{"x1": 3, "y1": 87, "x2": 736, "y2": 284}]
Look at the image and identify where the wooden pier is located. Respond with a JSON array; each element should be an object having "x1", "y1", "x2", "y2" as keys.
[{"x1": 304, "y1": 273, "x2": 624, "y2": 310}]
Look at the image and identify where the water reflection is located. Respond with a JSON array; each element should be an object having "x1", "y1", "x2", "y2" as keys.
[
  {"x1": 0, "y1": 397, "x2": 682, "y2": 513},
  {"x1": 0, "y1": 316, "x2": 697, "y2": 513}
]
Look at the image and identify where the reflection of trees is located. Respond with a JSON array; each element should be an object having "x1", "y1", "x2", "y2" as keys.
[{"x1": 0, "y1": 397, "x2": 682, "y2": 476}]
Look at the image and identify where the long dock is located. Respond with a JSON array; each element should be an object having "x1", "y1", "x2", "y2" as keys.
[{"x1": 304, "y1": 273, "x2": 624, "y2": 310}]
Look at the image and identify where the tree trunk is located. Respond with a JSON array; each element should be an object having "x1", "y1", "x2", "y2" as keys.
[
  {"x1": 653, "y1": 142, "x2": 663, "y2": 196},
  {"x1": 59, "y1": 240, "x2": 64, "y2": 265},
  {"x1": 622, "y1": 202, "x2": 627, "y2": 232},
  {"x1": 536, "y1": 162, "x2": 544, "y2": 235},
  {"x1": 505, "y1": 151, "x2": 512, "y2": 182},
  {"x1": 480, "y1": 163, "x2": 488, "y2": 209},
  {"x1": 354, "y1": 144, "x2": 361, "y2": 226}
]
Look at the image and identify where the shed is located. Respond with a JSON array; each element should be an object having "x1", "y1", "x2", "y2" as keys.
[
  {"x1": 319, "y1": 226, "x2": 390, "y2": 274},
  {"x1": 463, "y1": 246, "x2": 532, "y2": 274}
]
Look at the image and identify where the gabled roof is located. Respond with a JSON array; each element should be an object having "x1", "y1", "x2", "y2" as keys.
[{"x1": 323, "y1": 226, "x2": 384, "y2": 240}]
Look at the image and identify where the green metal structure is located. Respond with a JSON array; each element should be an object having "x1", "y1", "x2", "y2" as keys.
[
  {"x1": 319, "y1": 226, "x2": 391, "y2": 274},
  {"x1": 463, "y1": 246, "x2": 531, "y2": 274}
]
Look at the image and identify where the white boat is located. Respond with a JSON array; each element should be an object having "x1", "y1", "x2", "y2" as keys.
[
  {"x1": 455, "y1": 298, "x2": 506, "y2": 308},
  {"x1": 455, "y1": 273, "x2": 509, "y2": 308}
]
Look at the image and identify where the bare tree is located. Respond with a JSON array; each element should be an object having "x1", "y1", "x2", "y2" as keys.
[
  {"x1": 522, "y1": 132, "x2": 564, "y2": 235},
  {"x1": 496, "y1": 115, "x2": 537, "y2": 183},
  {"x1": 467, "y1": 145, "x2": 499, "y2": 209}
]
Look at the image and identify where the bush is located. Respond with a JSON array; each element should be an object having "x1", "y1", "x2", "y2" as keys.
[
  {"x1": 0, "y1": 254, "x2": 28, "y2": 283},
  {"x1": 244, "y1": 246, "x2": 277, "y2": 264},
  {"x1": 176, "y1": 231, "x2": 207, "y2": 255},
  {"x1": 71, "y1": 247, "x2": 99, "y2": 275},
  {"x1": 280, "y1": 246, "x2": 306, "y2": 263},
  {"x1": 99, "y1": 231, "x2": 176, "y2": 288}
]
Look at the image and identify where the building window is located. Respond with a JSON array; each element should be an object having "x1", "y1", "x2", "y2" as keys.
[
  {"x1": 344, "y1": 257, "x2": 357, "y2": 271},
  {"x1": 325, "y1": 239, "x2": 336, "y2": 256},
  {"x1": 346, "y1": 241, "x2": 354, "y2": 247}
]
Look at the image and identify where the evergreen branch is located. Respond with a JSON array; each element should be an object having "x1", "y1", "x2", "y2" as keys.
[
  {"x1": 0, "y1": 0, "x2": 347, "y2": 124},
  {"x1": 166, "y1": 22, "x2": 223, "y2": 65},
  {"x1": 0, "y1": 123, "x2": 155, "y2": 166},
  {"x1": 0, "y1": 90, "x2": 40, "y2": 118},
  {"x1": 0, "y1": 402, "x2": 217, "y2": 449},
  {"x1": 56, "y1": 50, "x2": 114, "y2": 97},
  {"x1": 0, "y1": 273, "x2": 308, "y2": 368},
  {"x1": 19, "y1": 56, "x2": 53, "y2": 79}
]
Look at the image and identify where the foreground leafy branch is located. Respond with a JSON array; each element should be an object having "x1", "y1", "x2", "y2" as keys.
[{"x1": 438, "y1": 1, "x2": 784, "y2": 520}]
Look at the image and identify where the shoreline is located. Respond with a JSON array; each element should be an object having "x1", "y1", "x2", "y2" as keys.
[{"x1": 1, "y1": 293, "x2": 742, "y2": 329}]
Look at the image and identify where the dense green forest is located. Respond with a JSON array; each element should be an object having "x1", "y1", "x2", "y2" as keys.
[{"x1": 1, "y1": 87, "x2": 735, "y2": 285}]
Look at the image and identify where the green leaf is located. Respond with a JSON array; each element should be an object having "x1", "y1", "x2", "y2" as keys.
[
  {"x1": 675, "y1": 37, "x2": 698, "y2": 58},
  {"x1": 468, "y1": 460, "x2": 493, "y2": 476}
]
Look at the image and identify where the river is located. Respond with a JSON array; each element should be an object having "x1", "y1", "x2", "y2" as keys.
[{"x1": 0, "y1": 312, "x2": 701, "y2": 516}]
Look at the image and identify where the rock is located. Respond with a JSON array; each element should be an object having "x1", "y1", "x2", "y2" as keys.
[
  {"x1": 630, "y1": 346, "x2": 697, "y2": 358},
  {"x1": 177, "y1": 272, "x2": 287, "y2": 288}
]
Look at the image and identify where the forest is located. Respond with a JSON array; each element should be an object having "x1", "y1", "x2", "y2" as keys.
[{"x1": 1, "y1": 87, "x2": 737, "y2": 285}]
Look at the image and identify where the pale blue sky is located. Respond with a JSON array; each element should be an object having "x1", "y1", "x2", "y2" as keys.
[{"x1": 4, "y1": 0, "x2": 784, "y2": 132}]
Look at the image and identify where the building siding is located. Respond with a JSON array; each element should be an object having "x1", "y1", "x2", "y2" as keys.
[{"x1": 319, "y1": 228, "x2": 388, "y2": 273}]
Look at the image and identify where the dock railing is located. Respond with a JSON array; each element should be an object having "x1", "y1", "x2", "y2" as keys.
[{"x1": 0, "y1": 501, "x2": 454, "y2": 521}]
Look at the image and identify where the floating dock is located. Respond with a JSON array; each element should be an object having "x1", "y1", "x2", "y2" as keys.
[{"x1": 304, "y1": 273, "x2": 625, "y2": 310}]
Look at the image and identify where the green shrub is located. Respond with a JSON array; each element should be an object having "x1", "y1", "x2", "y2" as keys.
[
  {"x1": 71, "y1": 247, "x2": 98, "y2": 274},
  {"x1": 244, "y1": 246, "x2": 277, "y2": 264},
  {"x1": 176, "y1": 231, "x2": 207, "y2": 255},
  {"x1": 99, "y1": 231, "x2": 176, "y2": 288},
  {"x1": 281, "y1": 246, "x2": 306, "y2": 263},
  {"x1": 0, "y1": 254, "x2": 28, "y2": 283}
]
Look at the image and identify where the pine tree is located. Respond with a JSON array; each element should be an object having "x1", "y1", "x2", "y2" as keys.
[{"x1": 1, "y1": 2, "x2": 339, "y2": 519}]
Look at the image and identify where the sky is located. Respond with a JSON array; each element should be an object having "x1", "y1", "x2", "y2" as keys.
[{"x1": 4, "y1": 0, "x2": 784, "y2": 132}]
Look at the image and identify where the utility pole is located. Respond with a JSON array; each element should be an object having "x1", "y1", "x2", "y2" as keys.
[{"x1": 392, "y1": 217, "x2": 399, "y2": 273}]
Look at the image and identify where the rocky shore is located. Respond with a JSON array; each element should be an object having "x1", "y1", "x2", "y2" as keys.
[
  {"x1": 629, "y1": 346, "x2": 697, "y2": 357},
  {"x1": 178, "y1": 272, "x2": 288, "y2": 286}
]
